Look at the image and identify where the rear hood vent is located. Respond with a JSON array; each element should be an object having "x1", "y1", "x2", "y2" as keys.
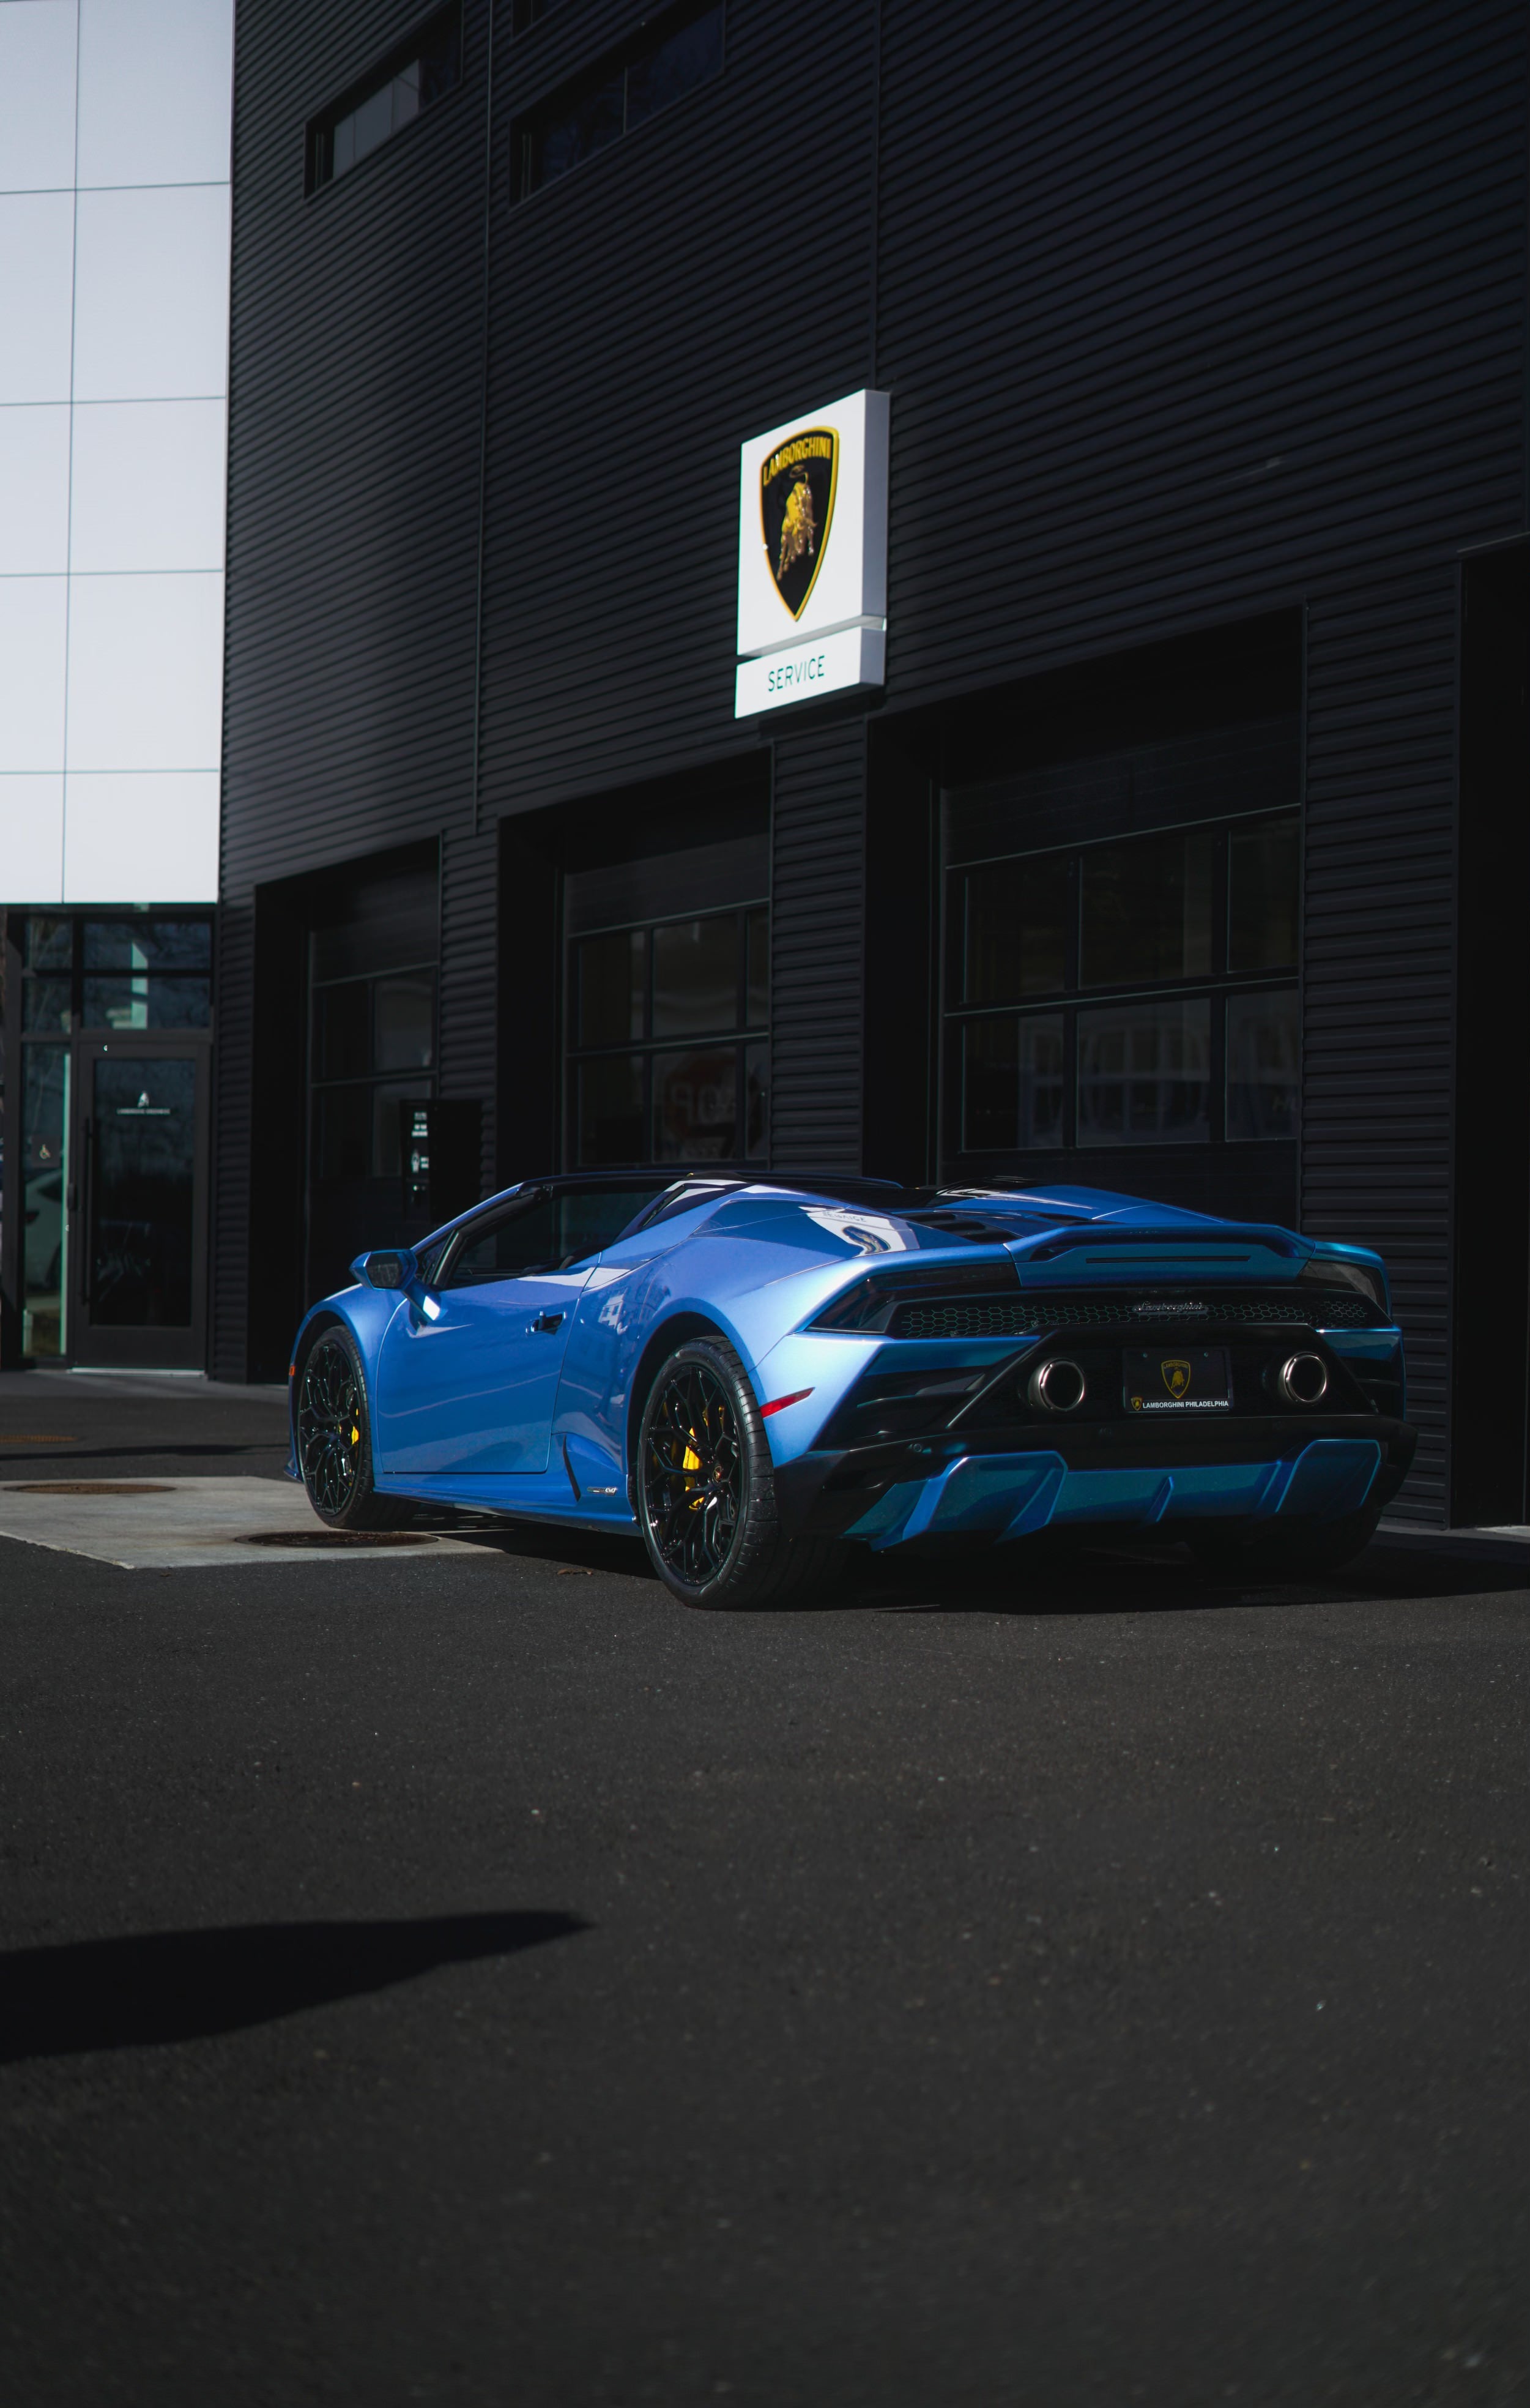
[{"x1": 1016, "y1": 1225, "x2": 1304, "y2": 1281}]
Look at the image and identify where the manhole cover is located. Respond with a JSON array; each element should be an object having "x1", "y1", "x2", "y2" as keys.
[
  {"x1": 237, "y1": 1529, "x2": 438, "y2": 1549},
  {"x1": 6, "y1": 1481, "x2": 174, "y2": 1495}
]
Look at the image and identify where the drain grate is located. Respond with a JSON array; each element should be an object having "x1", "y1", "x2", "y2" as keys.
[
  {"x1": 237, "y1": 1529, "x2": 438, "y2": 1549},
  {"x1": 6, "y1": 1480, "x2": 174, "y2": 1495}
]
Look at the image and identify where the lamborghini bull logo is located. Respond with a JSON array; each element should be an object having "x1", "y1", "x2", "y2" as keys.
[
  {"x1": 761, "y1": 426, "x2": 837, "y2": 619},
  {"x1": 777, "y1": 476, "x2": 815, "y2": 580},
  {"x1": 1161, "y1": 1359, "x2": 1193, "y2": 1400}
]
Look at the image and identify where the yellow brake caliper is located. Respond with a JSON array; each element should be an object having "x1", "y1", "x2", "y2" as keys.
[{"x1": 682, "y1": 1433, "x2": 703, "y2": 1507}]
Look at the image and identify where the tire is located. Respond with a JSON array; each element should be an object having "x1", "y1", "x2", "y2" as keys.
[
  {"x1": 296, "y1": 1325, "x2": 409, "y2": 1532},
  {"x1": 636, "y1": 1335, "x2": 845, "y2": 1609},
  {"x1": 1189, "y1": 1500, "x2": 1382, "y2": 1578}
]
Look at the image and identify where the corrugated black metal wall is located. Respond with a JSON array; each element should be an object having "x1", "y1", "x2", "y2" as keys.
[
  {"x1": 218, "y1": 0, "x2": 492, "y2": 1376},
  {"x1": 220, "y1": 0, "x2": 1527, "y2": 1518}
]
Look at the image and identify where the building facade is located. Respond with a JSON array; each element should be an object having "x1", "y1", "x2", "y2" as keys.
[
  {"x1": 215, "y1": 0, "x2": 1527, "y2": 1526},
  {"x1": 0, "y1": 0, "x2": 233, "y2": 1368}
]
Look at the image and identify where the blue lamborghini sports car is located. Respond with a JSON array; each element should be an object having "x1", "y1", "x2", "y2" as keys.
[{"x1": 286, "y1": 1171, "x2": 1414, "y2": 1605}]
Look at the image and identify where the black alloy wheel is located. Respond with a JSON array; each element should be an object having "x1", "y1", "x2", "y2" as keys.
[
  {"x1": 297, "y1": 1327, "x2": 405, "y2": 1531},
  {"x1": 642, "y1": 1357, "x2": 743, "y2": 1590},
  {"x1": 636, "y1": 1335, "x2": 847, "y2": 1609}
]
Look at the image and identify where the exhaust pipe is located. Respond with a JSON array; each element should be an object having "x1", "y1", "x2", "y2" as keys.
[
  {"x1": 1274, "y1": 1351, "x2": 1328, "y2": 1407},
  {"x1": 1028, "y1": 1357, "x2": 1088, "y2": 1414}
]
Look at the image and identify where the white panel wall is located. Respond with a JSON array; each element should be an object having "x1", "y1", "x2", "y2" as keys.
[
  {"x1": 70, "y1": 400, "x2": 226, "y2": 572},
  {"x1": 75, "y1": 0, "x2": 235, "y2": 188},
  {"x1": 73, "y1": 184, "x2": 232, "y2": 400},
  {"x1": 0, "y1": 192, "x2": 76, "y2": 401},
  {"x1": 0, "y1": 404, "x2": 72, "y2": 572},
  {"x1": 0, "y1": 0, "x2": 231, "y2": 907},
  {"x1": 0, "y1": 1, "x2": 78, "y2": 190}
]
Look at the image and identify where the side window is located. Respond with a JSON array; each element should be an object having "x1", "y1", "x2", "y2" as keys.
[
  {"x1": 445, "y1": 1193, "x2": 559, "y2": 1284},
  {"x1": 442, "y1": 1184, "x2": 659, "y2": 1284},
  {"x1": 557, "y1": 1185, "x2": 662, "y2": 1264},
  {"x1": 415, "y1": 1237, "x2": 448, "y2": 1287}
]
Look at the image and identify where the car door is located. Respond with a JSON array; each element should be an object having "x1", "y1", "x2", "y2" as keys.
[{"x1": 373, "y1": 1182, "x2": 659, "y2": 1480}]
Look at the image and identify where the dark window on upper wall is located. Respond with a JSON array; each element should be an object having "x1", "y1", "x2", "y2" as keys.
[
  {"x1": 511, "y1": 0, "x2": 565, "y2": 31},
  {"x1": 943, "y1": 810, "x2": 1301, "y2": 1160},
  {"x1": 17, "y1": 913, "x2": 215, "y2": 1035},
  {"x1": 306, "y1": 2, "x2": 463, "y2": 195},
  {"x1": 514, "y1": 1, "x2": 724, "y2": 199},
  {"x1": 309, "y1": 966, "x2": 436, "y2": 1183},
  {"x1": 566, "y1": 904, "x2": 768, "y2": 1168}
]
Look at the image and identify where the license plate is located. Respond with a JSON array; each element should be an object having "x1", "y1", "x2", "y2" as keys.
[{"x1": 1123, "y1": 1347, "x2": 1231, "y2": 1414}]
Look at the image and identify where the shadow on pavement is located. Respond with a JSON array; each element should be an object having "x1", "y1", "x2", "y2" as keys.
[
  {"x1": 440, "y1": 1517, "x2": 1530, "y2": 1612},
  {"x1": 0, "y1": 1911, "x2": 587, "y2": 2063},
  {"x1": 853, "y1": 1532, "x2": 1530, "y2": 1615},
  {"x1": 453, "y1": 1522, "x2": 658, "y2": 1576}
]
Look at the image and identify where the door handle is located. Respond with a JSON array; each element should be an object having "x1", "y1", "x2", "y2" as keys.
[{"x1": 530, "y1": 1311, "x2": 565, "y2": 1333}]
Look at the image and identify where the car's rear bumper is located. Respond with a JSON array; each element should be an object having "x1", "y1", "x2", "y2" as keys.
[{"x1": 774, "y1": 1414, "x2": 1417, "y2": 1549}]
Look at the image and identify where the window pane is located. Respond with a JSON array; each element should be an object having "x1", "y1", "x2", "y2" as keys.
[
  {"x1": 746, "y1": 907, "x2": 768, "y2": 1028},
  {"x1": 83, "y1": 975, "x2": 210, "y2": 1031},
  {"x1": 26, "y1": 916, "x2": 72, "y2": 971},
  {"x1": 530, "y1": 71, "x2": 625, "y2": 190},
  {"x1": 348, "y1": 84, "x2": 395, "y2": 164},
  {"x1": 23, "y1": 978, "x2": 72, "y2": 1033},
  {"x1": 652, "y1": 915, "x2": 738, "y2": 1038},
  {"x1": 962, "y1": 1015, "x2": 1064, "y2": 1151},
  {"x1": 577, "y1": 1053, "x2": 645, "y2": 1165},
  {"x1": 84, "y1": 919, "x2": 210, "y2": 972},
  {"x1": 313, "y1": 1084, "x2": 371, "y2": 1183},
  {"x1": 22, "y1": 1045, "x2": 70, "y2": 1357},
  {"x1": 745, "y1": 1040, "x2": 769, "y2": 1158},
  {"x1": 314, "y1": 8, "x2": 462, "y2": 189},
  {"x1": 87, "y1": 1058, "x2": 196, "y2": 1329},
  {"x1": 964, "y1": 854, "x2": 1068, "y2": 1002},
  {"x1": 313, "y1": 980, "x2": 370, "y2": 1081},
  {"x1": 1227, "y1": 988, "x2": 1299, "y2": 1141},
  {"x1": 655, "y1": 1046, "x2": 737, "y2": 1160},
  {"x1": 557, "y1": 1185, "x2": 658, "y2": 1264},
  {"x1": 1019, "y1": 1016, "x2": 1064, "y2": 1146},
  {"x1": 625, "y1": 4, "x2": 724, "y2": 128},
  {"x1": 84, "y1": 977, "x2": 146, "y2": 1031},
  {"x1": 1077, "y1": 997, "x2": 1210, "y2": 1146},
  {"x1": 1228, "y1": 817, "x2": 1299, "y2": 972},
  {"x1": 374, "y1": 972, "x2": 434, "y2": 1072},
  {"x1": 962, "y1": 1018, "x2": 1017, "y2": 1151},
  {"x1": 578, "y1": 929, "x2": 645, "y2": 1047},
  {"x1": 451, "y1": 1193, "x2": 559, "y2": 1281},
  {"x1": 371, "y1": 1080, "x2": 422, "y2": 1180},
  {"x1": 392, "y1": 64, "x2": 422, "y2": 131},
  {"x1": 1080, "y1": 830, "x2": 1214, "y2": 986}
]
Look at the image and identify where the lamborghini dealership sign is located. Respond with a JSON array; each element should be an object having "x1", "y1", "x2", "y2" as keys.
[{"x1": 735, "y1": 388, "x2": 889, "y2": 717}]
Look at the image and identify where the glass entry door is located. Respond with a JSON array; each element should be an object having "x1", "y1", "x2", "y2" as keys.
[{"x1": 71, "y1": 1043, "x2": 209, "y2": 1368}]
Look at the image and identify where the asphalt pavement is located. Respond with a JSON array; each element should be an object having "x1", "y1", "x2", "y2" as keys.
[{"x1": 1, "y1": 1377, "x2": 1525, "y2": 2406}]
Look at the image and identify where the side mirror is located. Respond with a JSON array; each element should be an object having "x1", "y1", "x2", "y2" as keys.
[{"x1": 355, "y1": 1248, "x2": 418, "y2": 1291}]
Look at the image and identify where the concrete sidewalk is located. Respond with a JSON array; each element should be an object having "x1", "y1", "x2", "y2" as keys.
[
  {"x1": 1377, "y1": 1517, "x2": 1530, "y2": 1567},
  {"x1": 0, "y1": 1475, "x2": 487, "y2": 1570}
]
